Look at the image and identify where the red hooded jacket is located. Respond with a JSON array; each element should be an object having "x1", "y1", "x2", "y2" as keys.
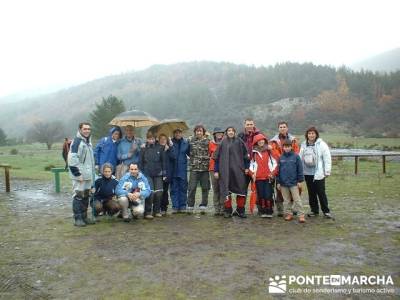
[{"x1": 249, "y1": 134, "x2": 279, "y2": 180}]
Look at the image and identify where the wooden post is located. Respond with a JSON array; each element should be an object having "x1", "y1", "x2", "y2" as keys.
[
  {"x1": 355, "y1": 156, "x2": 359, "y2": 175},
  {"x1": 51, "y1": 168, "x2": 67, "y2": 193},
  {"x1": 5, "y1": 166, "x2": 10, "y2": 192},
  {"x1": 382, "y1": 155, "x2": 386, "y2": 174}
]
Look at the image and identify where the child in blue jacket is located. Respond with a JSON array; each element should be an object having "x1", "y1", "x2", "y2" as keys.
[{"x1": 276, "y1": 139, "x2": 305, "y2": 223}]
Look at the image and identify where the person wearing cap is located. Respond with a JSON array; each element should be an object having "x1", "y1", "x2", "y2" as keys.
[
  {"x1": 169, "y1": 128, "x2": 190, "y2": 213},
  {"x1": 276, "y1": 139, "x2": 305, "y2": 223},
  {"x1": 187, "y1": 125, "x2": 211, "y2": 214},
  {"x1": 209, "y1": 127, "x2": 225, "y2": 216},
  {"x1": 214, "y1": 126, "x2": 250, "y2": 218},
  {"x1": 249, "y1": 133, "x2": 280, "y2": 218},
  {"x1": 269, "y1": 121, "x2": 300, "y2": 216}
]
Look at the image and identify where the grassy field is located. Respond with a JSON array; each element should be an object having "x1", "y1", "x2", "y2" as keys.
[
  {"x1": 0, "y1": 140, "x2": 399, "y2": 299},
  {"x1": 302, "y1": 133, "x2": 400, "y2": 150}
]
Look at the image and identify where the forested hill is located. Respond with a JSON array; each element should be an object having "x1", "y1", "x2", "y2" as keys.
[{"x1": 1, "y1": 61, "x2": 399, "y2": 138}]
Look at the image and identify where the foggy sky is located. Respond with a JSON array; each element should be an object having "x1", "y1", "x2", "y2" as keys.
[{"x1": 0, "y1": 0, "x2": 399, "y2": 98}]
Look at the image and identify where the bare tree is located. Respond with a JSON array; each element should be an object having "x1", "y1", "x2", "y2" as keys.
[{"x1": 27, "y1": 121, "x2": 65, "y2": 150}]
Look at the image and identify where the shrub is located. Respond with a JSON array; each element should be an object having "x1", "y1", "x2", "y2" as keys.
[
  {"x1": 10, "y1": 148, "x2": 18, "y2": 155},
  {"x1": 44, "y1": 164, "x2": 56, "y2": 171}
]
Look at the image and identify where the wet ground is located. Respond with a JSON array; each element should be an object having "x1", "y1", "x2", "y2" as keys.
[{"x1": 0, "y1": 180, "x2": 399, "y2": 299}]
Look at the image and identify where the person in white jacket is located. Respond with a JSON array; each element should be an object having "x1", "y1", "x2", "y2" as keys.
[{"x1": 299, "y1": 127, "x2": 333, "y2": 218}]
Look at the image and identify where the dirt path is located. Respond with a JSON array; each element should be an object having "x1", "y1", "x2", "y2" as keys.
[{"x1": 0, "y1": 180, "x2": 399, "y2": 299}]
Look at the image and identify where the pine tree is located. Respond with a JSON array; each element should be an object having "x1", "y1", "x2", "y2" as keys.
[{"x1": 90, "y1": 95, "x2": 126, "y2": 139}]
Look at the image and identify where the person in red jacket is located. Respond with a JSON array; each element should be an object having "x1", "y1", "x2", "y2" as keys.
[{"x1": 249, "y1": 134, "x2": 279, "y2": 218}]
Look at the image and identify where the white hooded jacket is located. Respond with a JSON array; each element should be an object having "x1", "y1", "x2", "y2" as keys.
[{"x1": 299, "y1": 138, "x2": 331, "y2": 180}]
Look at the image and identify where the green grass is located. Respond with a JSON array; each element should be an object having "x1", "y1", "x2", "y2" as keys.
[
  {"x1": 0, "y1": 143, "x2": 68, "y2": 181},
  {"x1": 310, "y1": 133, "x2": 400, "y2": 150}
]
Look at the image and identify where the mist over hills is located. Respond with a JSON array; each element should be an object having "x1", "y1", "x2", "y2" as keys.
[
  {"x1": 351, "y1": 48, "x2": 400, "y2": 73},
  {"x1": 1, "y1": 50, "x2": 399, "y2": 139}
]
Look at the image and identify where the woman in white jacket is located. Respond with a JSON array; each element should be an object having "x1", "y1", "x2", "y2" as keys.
[{"x1": 299, "y1": 127, "x2": 332, "y2": 218}]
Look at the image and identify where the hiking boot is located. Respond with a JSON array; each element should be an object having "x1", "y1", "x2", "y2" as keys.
[
  {"x1": 299, "y1": 215, "x2": 306, "y2": 223},
  {"x1": 237, "y1": 211, "x2": 247, "y2": 218},
  {"x1": 144, "y1": 214, "x2": 154, "y2": 220},
  {"x1": 161, "y1": 211, "x2": 167, "y2": 216},
  {"x1": 178, "y1": 208, "x2": 186, "y2": 214},
  {"x1": 285, "y1": 214, "x2": 293, "y2": 221},
  {"x1": 83, "y1": 217, "x2": 96, "y2": 225},
  {"x1": 83, "y1": 213, "x2": 95, "y2": 225},
  {"x1": 123, "y1": 217, "x2": 130, "y2": 223},
  {"x1": 324, "y1": 213, "x2": 333, "y2": 219},
  {"x1": 224, "y1": 211, "x2": 232, "y2": 218},
  {"x1": 199, "y1": 206, "x2": 207, "y2": 215},
  {"x1": 266, "y1": 214, "x2": 273, "y2": 218},
  {"x1": 307, "y1": 212, "x2": 318, "y2": 217},
  {"x1": 74, "y1": 218, "x2": 86, "y2": 227},
  {"x1": 261, "y1": 214, "x2": 268, "y2": 218},
  {"x1": 186, "y1": 207, "x2": 194, "y2": 215},
  {"x1": 154, "y1": 213, "x2": 163, "y2": 218}
]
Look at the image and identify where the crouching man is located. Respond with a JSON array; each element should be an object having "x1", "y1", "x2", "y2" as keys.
[{"x1": 116, "y1": 163, "x2": 151, "y2": 222}]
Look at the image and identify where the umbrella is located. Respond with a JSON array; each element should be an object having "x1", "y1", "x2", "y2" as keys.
[
  {"x1": 109, "y1": 110, "x2": 160, "y2": 128},
  {"x1": 148, "y1": 119, "x2": 189, "y2": 137}
]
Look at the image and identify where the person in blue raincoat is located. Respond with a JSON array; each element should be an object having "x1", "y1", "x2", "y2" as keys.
[
  {"x1": 169, "y1": 128, "x2": 190, "y2": 213},
  {"x1": 93, "y1": 126, "x2": 122, "y2": 174}
]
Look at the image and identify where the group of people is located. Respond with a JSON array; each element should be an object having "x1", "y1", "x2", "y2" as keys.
[{"x1": 67, "y1": 119, "x2": 332, "y2": 227}]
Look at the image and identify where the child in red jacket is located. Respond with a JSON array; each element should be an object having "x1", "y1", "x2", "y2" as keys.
[{"x1": 249, "y1": 134, "x2": 279, "y2": 218}]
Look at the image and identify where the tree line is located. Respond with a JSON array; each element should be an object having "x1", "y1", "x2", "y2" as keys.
[{"x1": 1, "y1": 61, "x2": 398, "y2": 148}]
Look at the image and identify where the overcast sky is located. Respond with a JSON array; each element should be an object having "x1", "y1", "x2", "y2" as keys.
[{"x1": 0, "y1": 0, "x2": 399, "y2": 98}]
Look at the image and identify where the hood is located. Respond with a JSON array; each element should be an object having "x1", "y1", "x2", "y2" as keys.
[
  {"x1": 109, "y1": 126, "x2": 122, "y2": 138},
  {"x1": 252, "y1": 133, "x2": 268, "y2": 146}
]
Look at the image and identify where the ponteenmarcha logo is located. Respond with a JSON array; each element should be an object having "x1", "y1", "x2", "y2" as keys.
[{"x1": 268, "y1": 275, "x2": 287, "y2": 294}]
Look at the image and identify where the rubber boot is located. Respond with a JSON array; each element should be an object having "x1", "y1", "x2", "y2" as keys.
[
  {"x1": 73, "y1": 193, "x2": 86, "y2": 227},
  {"x1": 224, "y1": 196, "x2": 233, "y2": 218},
  {"x1": 236, "y1": 196, "x2": 247, "y2": 218},
  {"x1": 82, "y1": 196, "x2": 95, "y2": 225}
]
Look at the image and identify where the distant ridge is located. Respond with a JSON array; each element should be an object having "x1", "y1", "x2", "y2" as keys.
[{"x1": 351, "y1": 48, "x2": 400, "y2": 72}]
